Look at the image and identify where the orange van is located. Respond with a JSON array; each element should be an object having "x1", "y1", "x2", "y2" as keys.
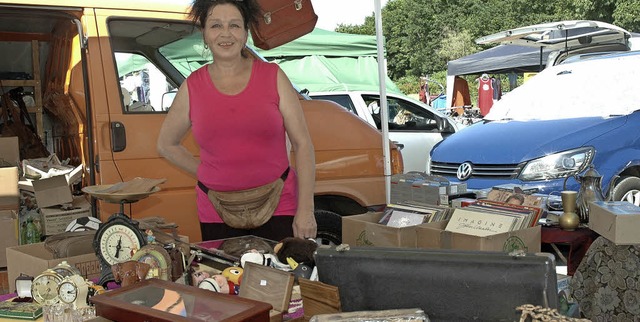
[{"x1": 0, "y1": 0, "x2": 402, "y2": 243}]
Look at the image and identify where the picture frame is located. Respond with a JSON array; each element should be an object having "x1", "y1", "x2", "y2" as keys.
[{"x1": 90, "y1": 278, "x2": 272, "y2": 322}]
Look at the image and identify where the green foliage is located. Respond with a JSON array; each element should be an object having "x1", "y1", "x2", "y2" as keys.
[
  {"x1": 395, "y1": 75, "x2": 421, "y2": 95},
  {"x1": 332, "y1": 0, "x2": 640, "y2": 96}
]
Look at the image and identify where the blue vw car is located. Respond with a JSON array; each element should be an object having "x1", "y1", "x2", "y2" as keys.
[{"x1": 429, "y1": 51, "x2": 640, "y2": 204}]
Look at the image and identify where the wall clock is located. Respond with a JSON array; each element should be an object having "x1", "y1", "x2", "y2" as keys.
[
  {"x1": 94, "y1": 213, "x2": 146, "y2": 286},
  {"x1": 132, "y1": 244, "x2": 172, "y2": 281}
]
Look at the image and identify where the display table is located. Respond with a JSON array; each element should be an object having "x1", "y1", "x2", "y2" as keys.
[
  {"x1": 541, "y1": 226, "x2": 599, "y2": 275},
  {"x1": 571, "y1": 236, "x2": 640, "y2": 319}
]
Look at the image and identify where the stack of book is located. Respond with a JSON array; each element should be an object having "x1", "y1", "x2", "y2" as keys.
[{"x1": 0, "y1": 300, "x2": 43, "y2": 320}]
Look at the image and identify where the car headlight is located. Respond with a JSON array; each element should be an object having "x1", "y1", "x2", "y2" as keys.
[{"x1": 519, "y1": 147, "x2": 594, "y2": 181}]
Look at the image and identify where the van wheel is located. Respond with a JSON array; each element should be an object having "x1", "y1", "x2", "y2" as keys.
[
  {"x1": 314, "y1": 210, "x2": 342, "y2": 246},
  {"x1": 611, "y1": 176, "x2": 640, "y2": 206}
]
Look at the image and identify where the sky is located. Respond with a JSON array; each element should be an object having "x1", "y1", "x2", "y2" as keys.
[
  {"x1": 162, "y1": 0, "x2": 390, "y2": 31},
  {"x1": 311, "y1": 0, "x2": 390, "y2": 31}
]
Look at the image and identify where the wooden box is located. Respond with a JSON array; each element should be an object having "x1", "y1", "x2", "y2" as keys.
[
  {"x1": 239, "y1": 262, "x2": 295, "y2": 322},
  {"x1": 90, "y1": 278, "x2": 271, "y2": 322}
]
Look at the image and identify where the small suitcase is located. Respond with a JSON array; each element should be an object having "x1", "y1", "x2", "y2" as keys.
[
  {"x1": 251, "y1": 0, "x2": 317, "y2": 50},
  {"x1": 315, "y1": 246, "x2": 557, "y2": 322}
]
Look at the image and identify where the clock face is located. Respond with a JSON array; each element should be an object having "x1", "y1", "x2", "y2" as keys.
[
  {"x1": 99, "y1": 224, "x2": 144, "y2": 265},
  {"x1": 58, "y1": 281, "x2": 78, "y2": 303},
  {"x1": 31, "y1": 272, "x2": 62, "y2": 305}
]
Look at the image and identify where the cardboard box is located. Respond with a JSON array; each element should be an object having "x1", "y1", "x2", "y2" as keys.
[
  {"x1": 0, "y1": 210, "x2": 18, "y2": 267},
  {"x1": 40, "y1": 195, "x2": 91, "y2": 236},
  {"x1": 589, "y1": 201, "x2": 640, "y2": 245},
  {"x1": 6, "y1": 242, "x2": 100, "y2": 293},
  {"x1": 342, "y1": 212, "x2": 420, "y2": 248},
  {"x1": 0, "y1": 137, "x2": 19, "y2": 165},
  {"x1": 416, "y1": 220, "x2": 541, "y2": 253},
  {"x1": 0, "y1": 166, "x2": 19, "y2": 210},
  {"x1": 31, "y1": 175, "x2": 74, "y2": 208}
]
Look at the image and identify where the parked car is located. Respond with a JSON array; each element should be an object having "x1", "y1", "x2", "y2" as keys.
[
  {"x1": 476, "y1": 20, "x2": 633, "y2": 67},
  {"x1": 310, "y1": 91, "x2": 462, "y2": 172},
  {"x1": 0, "y1": 0, "x2": 404, "y2": 244},
  {"x1": 429, "y1": 50, "x2": 640, "y2": 204}
]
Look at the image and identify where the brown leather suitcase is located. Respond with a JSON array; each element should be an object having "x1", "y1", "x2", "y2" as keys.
[
  {"x1": 315, "y1": 246, "x2": 558, "y2": 322},
  {"x1": 251, "y1": 0, "x2": 317, "y2": 50}
]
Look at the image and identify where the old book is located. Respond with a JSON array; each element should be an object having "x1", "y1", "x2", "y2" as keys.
[
  {"x1": 0, "y1": 300, "x2": 43, "y2": 320},
  {"x1": 445, "y1": 208, "x2": 518, "y2": 237}
]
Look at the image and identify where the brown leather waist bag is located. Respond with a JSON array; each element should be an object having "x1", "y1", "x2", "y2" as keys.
[{"x1": 198, "y1": 167, "x2": 289, "y2": 229}]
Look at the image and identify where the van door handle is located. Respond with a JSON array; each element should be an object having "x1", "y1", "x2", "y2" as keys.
[
  {"x1": 393, "y1": 141, "x2": 404, "y2": 150},
  {"x1": 111, "y1": 121, "x2": 126, "y2": 152}
]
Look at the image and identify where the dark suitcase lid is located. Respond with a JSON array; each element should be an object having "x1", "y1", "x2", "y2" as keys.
[{"x1": 315, "y1": 246, "x2": 557, "y2": 322}]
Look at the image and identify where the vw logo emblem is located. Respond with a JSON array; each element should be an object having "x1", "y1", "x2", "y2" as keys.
[{"x1": 457, "y1": 162, "x2": 473, "y2": 181}]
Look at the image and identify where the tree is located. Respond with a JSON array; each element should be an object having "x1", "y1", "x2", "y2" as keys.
[{"x1": 333, "y1": 0, "x2": 640, "y2": 95}]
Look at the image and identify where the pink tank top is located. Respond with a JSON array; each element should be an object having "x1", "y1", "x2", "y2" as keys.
[{"x1": 188, "y1": 60, "x2": 298, "y2": 223}]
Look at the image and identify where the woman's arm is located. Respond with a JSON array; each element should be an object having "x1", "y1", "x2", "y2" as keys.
[
  {"x1": 157, "y1": 82, "x2": 199, "y2": 177},
  {"x1": 276, "y1": 67, "x2": 317, "y2": 238}
]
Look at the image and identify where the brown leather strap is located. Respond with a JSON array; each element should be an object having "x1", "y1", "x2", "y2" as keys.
[{"x1": 197, "y1": 167, "x2": 290, "y2": 193}]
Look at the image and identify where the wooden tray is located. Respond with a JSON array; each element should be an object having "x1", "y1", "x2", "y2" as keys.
[{"x1": 90, "y1": 278, "x2": 271, "y2": 322}]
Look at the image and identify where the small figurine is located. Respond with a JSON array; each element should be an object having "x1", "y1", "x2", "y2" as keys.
[
  {"x1": 198, "y1": 274, "x2": 238, "y2": 295},
  {"x1": 222, "y1": 266, "x2": 243, "y2": 285},
  {"x1": 146, "y1": 229, "x2": 155, "y2": 243}
]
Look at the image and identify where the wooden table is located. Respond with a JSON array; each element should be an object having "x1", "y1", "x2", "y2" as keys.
[{"x1": 541, "y1": 226, "x2": 599, "y2": 275}]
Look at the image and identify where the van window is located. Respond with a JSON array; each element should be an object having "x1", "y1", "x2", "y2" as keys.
[
  {"x1": 362, "y1": 95, "x2": 439, "y2": 131},
  {"x1": 108, "y1": 19, "x2": 208, "y2": 113},
  {"x1": 116, "y1": 53, "x2": 175, "y2": 113}
]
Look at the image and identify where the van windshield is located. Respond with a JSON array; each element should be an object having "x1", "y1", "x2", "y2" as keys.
[{"x1": 485, "y1": 52, "x2": 640, "y2": 121}]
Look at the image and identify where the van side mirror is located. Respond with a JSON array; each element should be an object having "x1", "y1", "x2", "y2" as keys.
[{"x1": 161, "y1": 90, "x2": 177, "y2": 111}]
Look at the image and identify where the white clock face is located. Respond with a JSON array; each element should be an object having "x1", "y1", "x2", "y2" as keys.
[
  {"x1": 58, "y1": 281, "x2": 77, "y2": 303},
  {"x1": 32, "y1": 274, "x2": 62, "y2": 305},
  {"x1": 99, "y1": 224, "x2": 143, "y2": 265}
]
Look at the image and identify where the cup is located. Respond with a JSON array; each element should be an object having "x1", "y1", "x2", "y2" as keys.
[{"x1": 561, "y1": 190, "x2": 578, "y2": 213}]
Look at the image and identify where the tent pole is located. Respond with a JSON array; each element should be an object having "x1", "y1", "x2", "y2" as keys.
[{"x1": 374, "y1": 0, "x2": 391, "y2": 204}]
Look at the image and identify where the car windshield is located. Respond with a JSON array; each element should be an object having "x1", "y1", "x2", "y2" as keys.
[{"x1": 485, "y1": 52, "x2": 640, "y2": 121}]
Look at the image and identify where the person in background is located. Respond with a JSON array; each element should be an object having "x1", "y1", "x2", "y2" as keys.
[{"x1": 157, "y1": 0, "x2": 316, "y2": 241}]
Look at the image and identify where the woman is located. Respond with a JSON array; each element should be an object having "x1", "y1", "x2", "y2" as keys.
[{"x1": 157, "y1": 0, "x2": 316, "y2": 242}]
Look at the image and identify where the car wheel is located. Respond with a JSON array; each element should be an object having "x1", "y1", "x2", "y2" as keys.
[
  {"x1": 313, "y1": 209, "x2": 342, "y2": 246},
  {"x1": 610, "y1": 176, "x2": 640, "y2": 206}
]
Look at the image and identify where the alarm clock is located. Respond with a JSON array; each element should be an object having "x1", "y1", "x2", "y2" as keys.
[
  {"x1": 58, "y1": 275, "x2": 90, "y2": 309},
  {"x1": 15, "y1": 274, "x2": 33, "y2": 299},
  {"x1": 93, "y1": 213, "x2": 146, "y2": 286},
  {"x1": 53, "y1": 261, "x2": 81, "y2": 278},
  {"x1": 31, "y1": 269, "x2": 63, "y2": 305}
]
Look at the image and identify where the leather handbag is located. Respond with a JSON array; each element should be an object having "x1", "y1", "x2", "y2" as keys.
[
  {"x1": 44, "y1": 230, "x2": 96, "y2": 258},
  {"x1": 251, "y1": 0, "x2": 318, "y2": 50}
]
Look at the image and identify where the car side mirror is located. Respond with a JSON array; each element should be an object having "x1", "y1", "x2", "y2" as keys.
[{"x1": 161, "y1": 90, "x2": 178, "y2": 111}]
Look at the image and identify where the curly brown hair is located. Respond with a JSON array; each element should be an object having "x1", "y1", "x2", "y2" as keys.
[{"x1": 188, "y1": 0, "x2": 261, "y2": 30}]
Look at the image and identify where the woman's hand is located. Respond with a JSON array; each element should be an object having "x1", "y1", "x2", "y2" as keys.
[{"x1": 293, "y1": 210, "x2": 317, "y2": 239}]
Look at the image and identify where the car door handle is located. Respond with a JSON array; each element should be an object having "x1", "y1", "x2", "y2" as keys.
[
  {"x1": 111, "y1": 121, "x2": 126, "y2": 152},
  {"x1": 393, "y1": 141, "x2": 404, "y2": 150}
]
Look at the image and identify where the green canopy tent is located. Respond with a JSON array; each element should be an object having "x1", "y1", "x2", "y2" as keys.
[{"x1": 249, "y1": 28, "x2": 401, "y2": 94}]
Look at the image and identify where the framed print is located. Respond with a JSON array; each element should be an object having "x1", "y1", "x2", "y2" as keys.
[{"x1": 90, "y1": 278, "x2": 271, "y2": 322}]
